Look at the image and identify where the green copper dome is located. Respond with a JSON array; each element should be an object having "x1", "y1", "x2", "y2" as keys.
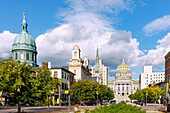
[
  {"x1": 12, "y1": 32, "x2": 36, "y2": 52},
  {"x1": 12, "y1": 13, "x2": 36, "y2": 52},
  {"x1": 117, "y1": 58, "x2": 130, "y2": 71},
  {"x1": 12, "y1": 13, "x2": 37, "y2": 67}
]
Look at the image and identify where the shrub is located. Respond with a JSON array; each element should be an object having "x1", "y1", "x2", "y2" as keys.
[{"x1": 85, "y1": 102, "x2": 146, "y2": 113}]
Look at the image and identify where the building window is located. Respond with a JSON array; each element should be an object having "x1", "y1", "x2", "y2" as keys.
[
  {"x1": 62, "y1": 72, "x2": 64, "y2": 78},
  {"x1": 32, "y1": 54, "x2": 34, "y2": 61},
  {"x1": 62, "y1": 83, "x2": 64, "y2": 89},
  {"x1": 74, "y1": 70, "x2": 76, "y2": 74},
  {"x1": 118, "y1": 87, "x2": 120, "y2": 91},
  {"x1": 26, "y1": 53, "x2": 29, "y2": 60},
  {"x1": 122, "y1": 87, "x2": 124, "y2": 91},
  {"x1": 134, "y1": 87, "x2": 135, "y2": 90},
  {"x1": 127, "y1": 87, "x2": 128, "y2": 91},
  {"x1": 65, "y1": 83, "x2": 67, "y2": 90},
  {"x1": 54, "y1": 71, "x2": 58, "y2": 78},
  {"x1": 15, "y1": 53, "x2": 18, "y2": 59},
  {"x1": 74, "y1": 51, "x2": 77, "y2": 57}
]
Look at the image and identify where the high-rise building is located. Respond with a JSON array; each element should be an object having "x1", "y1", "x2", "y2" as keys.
[
  {"x1": 68, "y1": 44, "x2": 91, "y2": 81},
  {"x1": 12, "y1": 13, "x2": 38, "y2": 67},
  {"x1": 165, "y1": 51, "x2": 170, "y2": 83},
  {"x1": 91, "y1": 47, "x2": 108, "y2": 85},
  {"x1": 139, "y1": 66, "x2": 165, "y2": 89}
]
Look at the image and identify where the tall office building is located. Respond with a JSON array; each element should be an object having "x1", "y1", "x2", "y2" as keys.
[
  {"x1": 91, "y1": 47, "x2": 108, "y2": 85},
  {"x1": 139, "y1": 66, "x2": 165, "y2": 89}
]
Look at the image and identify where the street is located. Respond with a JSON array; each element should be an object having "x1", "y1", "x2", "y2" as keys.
[{"x1": 0, "y1": 104, "x2": 166, "y2": 113}]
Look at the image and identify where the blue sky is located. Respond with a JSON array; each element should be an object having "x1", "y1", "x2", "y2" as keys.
[{"x1": 0, "y1": 0, "x2": 169, "y2": 80}]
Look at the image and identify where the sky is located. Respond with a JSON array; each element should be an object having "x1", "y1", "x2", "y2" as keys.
[{"x1": 0, "y1": 0, "x2": 170, "y2": 81}]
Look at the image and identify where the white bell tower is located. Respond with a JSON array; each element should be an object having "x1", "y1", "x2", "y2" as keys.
[{"x1": 72, "y1": 44, "x2": 81, "y2": 60}]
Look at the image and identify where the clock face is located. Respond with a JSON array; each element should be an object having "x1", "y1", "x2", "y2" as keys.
[{"x1": 73, "y1": 60, "x2": 77, "y2": 65}]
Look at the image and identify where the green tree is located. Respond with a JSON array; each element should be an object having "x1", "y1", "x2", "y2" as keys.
[
  {"x1": 147, "y1": 86, "x2": 165, "y2": 103},
  {"x1": 70, "y1": 80, "x2": 114, "y2": 102},
  {"x1": 0, "y1": 58, "x2": 59, "y2": 112},
  {"x1": 132, "y1": 86, "x2": 165, "y2": 103},
  {"x1": 128, "y1": 94, "x2": 135, "y2": 100}
]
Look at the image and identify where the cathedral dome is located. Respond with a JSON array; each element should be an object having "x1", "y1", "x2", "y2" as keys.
[
  {"x1": 12, "y1": 13, "x2": 36, "y2": 52},
  {"x1": 12, "y1": 13, "x2": 38, "y2": 67},
  {"x1": 12, "y1": 32, "x2": 36, "y2": 51},
  {"x1": 117, "y1": 58, "x2": 130, "y2": 71}
]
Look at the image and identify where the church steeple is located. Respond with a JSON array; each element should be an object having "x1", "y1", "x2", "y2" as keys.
[
  {"x1": 95, "y1": 45, "x2": 99, "y2": 68},
  {"x1": 22, "y1": 13, "x2": 28, "y2": 33}
]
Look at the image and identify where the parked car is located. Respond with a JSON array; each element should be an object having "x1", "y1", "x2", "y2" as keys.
[
  {"x1": 138, "y1": 101, "x2": 145, "y2": 106},
  {"x1": 85, "y1": 100, "x2": 97, "y2": 106},
  {"x1": 75, "y1": 100, "x2": 85, "y2": 106},
  {"x1": 133, "y1": 100, "x2": 138, "y2": 104},
  {"x1": 109, "y1": 100, "x2": 116, "y2": 104},
  {"x1": 102, "y1": 101, "x2": 109, "y2": 105},
  {"x1": 9, "y1": 102, "x2": 16, "y2": 106}
]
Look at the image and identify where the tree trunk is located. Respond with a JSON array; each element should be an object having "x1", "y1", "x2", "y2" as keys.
[{"x1": 18, "y1": 100, "x2": 21, "y2": 113}]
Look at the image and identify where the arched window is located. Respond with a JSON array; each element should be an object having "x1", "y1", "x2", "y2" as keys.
[
  {"x1": 32, "y1": 54, "x2": 34, "y2": 61},
  {"x1": 26, "y1": 53, "x2": 29, "y2": 60},
  {"x1": 74, "y1": 51, "x2": 77, "y2": 57},
  {"x1": 15, "y1": 53, "x2": 18, "y2": 59}
]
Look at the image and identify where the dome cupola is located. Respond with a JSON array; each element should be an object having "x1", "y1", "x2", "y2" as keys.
[
  {"x1": 117, "y1": 57, "x2": 130, "y2": 71},
  {"x1": 12, "y1": 13, "x2": 37, "y2": 67}
]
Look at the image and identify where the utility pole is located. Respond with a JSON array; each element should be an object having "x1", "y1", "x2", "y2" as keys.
[
  {"x1": 68, "y1": 76, "x2": 71, "y2": 111},
  {"x1": 159, "y1": 88, "x2": 160, "y2": 104},
  {"x1": 59, "y1": 85, "x2": 61, "y2": 106},
  {"x1": 97, "y1": 88, "x2": 98, "y2": 107},
  {"x1": 146, "y1": 89, "x2": 148, "y2": 106}
]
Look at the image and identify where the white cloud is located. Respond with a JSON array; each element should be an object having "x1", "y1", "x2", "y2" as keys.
[
  {"x1": 36, "y1": 22, "x2": 142, "y2": 70},
  {"x1": 0, "y1": 31, "x2": 17, "y2": 58},
  {"x1": 36, "y1": 0, "x2": 140, "y2": 68},
  {"x1": 138, "y1": 32, "x2": 170, "y2": 66},
  {"x1": 1, "y1": 0, "x2": 169, "y2": 80},
  {"x1": 143, "y1": 15, "x2": 170, "y2": 36},
  {"x1": 63, "y1": 0, "x2": 134, "y2": 15}
]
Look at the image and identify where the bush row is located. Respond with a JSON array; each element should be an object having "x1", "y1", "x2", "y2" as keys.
[{"x1": 85, "y1": 101, "x2": 146, "y2": 113}]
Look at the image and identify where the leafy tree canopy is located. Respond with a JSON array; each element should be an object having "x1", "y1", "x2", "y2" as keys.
[
  {"x1": 129, "y1": 86, "x2": 165, "y2": 103},
  {"x1": 0, "y1": 57, "x2": 59, "y2": 112},
  {"x1": 70, "y1": 80, "x2": 114, "y2": 101}
]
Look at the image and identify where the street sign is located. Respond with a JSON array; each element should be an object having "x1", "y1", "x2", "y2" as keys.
[
  {"x1": 65, "y1": 90, "x2": 69, "y2": 94},
  {"x1": 57, "y1": 98, "x2": 59, "y2": 104},
  {"x1": 167, "y1": 83, "x2": 169, "y2": 92}
]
